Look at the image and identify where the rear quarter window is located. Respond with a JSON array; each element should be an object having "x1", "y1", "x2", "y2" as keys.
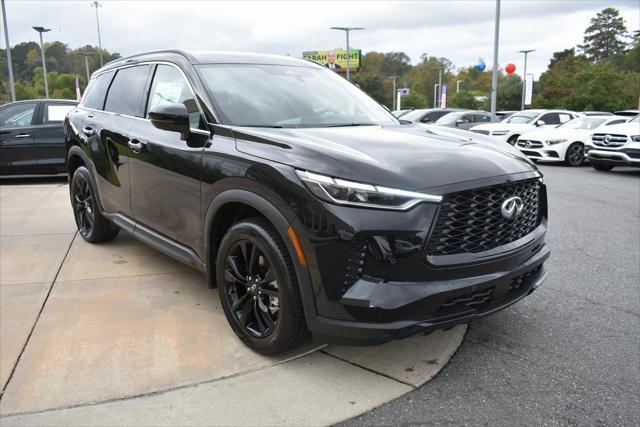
[{"x1": 82, "y1": 70, "x2": 115, "y2": 110}]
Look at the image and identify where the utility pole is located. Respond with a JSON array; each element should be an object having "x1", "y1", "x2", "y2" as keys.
[
  {"x1": 490, "y1": 0, "x2": 501, "y2": 119},
  {"x1": 1, "y1": 0, "x2": 15, "y2": 101},
  {"x1": 518, "y1": 49, "x2": 535, "y2": 110},
  {"x1": 456, "y1": 80, "x2": 464, "y2": 93},
  {"x1": 33, "y1": 26, "x2": 51, "y2": 98},
  {"x1": 78, "y1": 51, "x2": 94, "y2": 81},
  {"x1": 390, "y1": 75, "x2": 399, "y2": 110},
  {"x1": 433, "y1": 83, "x2": 440, "y2": 108},
  {"x1": 92, "y1": 1, "x2": 104, "y2": 67},
  {"x1": 330, "y1": 26, "x2": 364, "y2": 81}
]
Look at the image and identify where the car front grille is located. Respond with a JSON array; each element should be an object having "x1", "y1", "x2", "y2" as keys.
[
  {"x1": 517, "y1": 139, "x2": 543, "y2": 149},
  {"x1": 592, "y1": 133, "x2": 628, "y2": 147},
  {"x1": 425, "y1": 179, "x2": 540, "y2": 256}
]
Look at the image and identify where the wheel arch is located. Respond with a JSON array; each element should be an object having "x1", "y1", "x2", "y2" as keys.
[{"x1": 203, "y1": 189, "x2": 318, "y2": 320}]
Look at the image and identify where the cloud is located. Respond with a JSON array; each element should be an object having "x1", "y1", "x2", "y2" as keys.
[{"x1": 3, "y1": 0, "x2": 639, "y2": 77}]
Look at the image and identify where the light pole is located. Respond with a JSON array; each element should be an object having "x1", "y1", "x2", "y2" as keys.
[
  {"x1": 435, "y1": 67, "x2": 444, "y2": 107},
  {"x1": 329, "y1": 26, "x2": 364, "y2": 81},
  {"x1": 78, "y1": 51, "x2": 94, "y2": 81},
  {"x1": 456, "y1": 80, "x2": 464, "y2": 93},
  {"x1": 33, "y1": 26, "x2": 51, "y2": 98},
  {"x1": 390, "y1": 75, "x2": 399, "y2": 110},
  {"x1": 518, "y1": 49, "x2": 535, "y2": 110},
  {"x1": 490, "y1": 0, "x2": 501, "y2": 119},
  {"x1": 1, "y1": 0, "x2": 15, "y2": 101},
  {"x1": 433, "y1": 83, "x2": 440, "y2": 108},
  {"x1": 92, "y1": 1, "x2": 103, "y2": 67}
]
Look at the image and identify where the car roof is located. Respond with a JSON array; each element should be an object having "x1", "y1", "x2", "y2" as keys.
[
  {"x1": 1, "y1": 99, "x2": 77, "y2": 105},
  {"x1": 101, "y1": 50, "x2": 322, "y2": 72}
]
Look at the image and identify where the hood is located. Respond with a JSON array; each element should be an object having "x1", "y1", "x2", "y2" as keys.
[
  {"x1": 471, "y1": 122, "x2": 535, "y2": 132},
  {"x1": 232, "y1": 124, "x2": 537, "y2": 191},
  {"x1": 520, "y1": 127, "x2": 590, "y2": 141}
]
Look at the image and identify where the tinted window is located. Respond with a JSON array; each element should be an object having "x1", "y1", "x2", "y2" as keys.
[
  {"x1": 104, "y1": 65, "x2": 151, "y2": 117},
  {"x1": 147, "y1": 65, "x2": 203, "y2": 129},
  {"x1": 422, "y1": 111, "x2": 449, "y2": 123},
  {"x1": 44, "y1": 103, "x2": 76, "y2": 123},
  {"x1": 82, "y1": 71, "x2": 114, "y2": 110},
  {"x1": 540, "y1": 113, "x2": 561, "y2": 125},
  {"x1": 0, "y1": 103, "x2": 37, "y2": 128},
  {"x1": 605, "y1": 119, "x2": 626, "y2": 126},
  {"x1": 474, "y1": 114, "x2": 491, "y2": 122}
]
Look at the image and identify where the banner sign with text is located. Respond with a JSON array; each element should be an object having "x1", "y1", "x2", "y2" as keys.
[{"x1": 302, "y1": 49, "x2": 361, "y2": 71}]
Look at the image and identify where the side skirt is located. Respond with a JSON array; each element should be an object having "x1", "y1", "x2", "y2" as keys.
[{"x1": 104, "y1": 212, "x2": 206, "y2": 273}]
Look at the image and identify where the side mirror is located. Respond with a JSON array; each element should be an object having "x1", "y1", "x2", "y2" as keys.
[
  {"x1": 536, "y1": 120, "x2": 546, "y2": 127},
  {"x1": 455, "y1": 119, "x2": 464, "y2": 126},
  {"x1": 149, "y1": 103, "x2": 190, "y2": 140}
]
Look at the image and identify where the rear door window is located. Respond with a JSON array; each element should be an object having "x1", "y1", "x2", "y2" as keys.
[
  {"x1": 82, "y1": 70, "x2": 115, "y2": 110},
  {"x1": 44, "y1": 103, "x2": 76, "y2": 123},
  {"x1": 474, "y1": 114, "x2": 491, "y2": 123},
  {"x1": 540, "y1": 113, "x2": 561, "y2": 125},
  {"x1": 104, "y1": 65, "x2": 151, "y2": 117}
]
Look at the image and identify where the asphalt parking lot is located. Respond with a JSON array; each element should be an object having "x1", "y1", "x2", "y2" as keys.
[
  {"x1": 0, "y1": 164, "x2": 638, "y2": 425},
  {"x1": 342, "y1": 164, "x2": 640, "y2": 426}
]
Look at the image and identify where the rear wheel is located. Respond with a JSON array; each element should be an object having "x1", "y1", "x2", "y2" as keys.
[
  {"x1": 70, "y1": 166, "x2": 119, "y2": 243},
  {"x1": 565, "y1": 142, "x2": 584, "y2": 166},
  {"x1": 591, "y1": 162, "x2": 614, "y2": 172},
  {"x1": 216, "y1": 218, "x2": 308, "y2": 354}
]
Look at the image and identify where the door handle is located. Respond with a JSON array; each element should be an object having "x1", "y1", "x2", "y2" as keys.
[
  {"x1": 127, "y1": 139, "x2": 145, "y2": 153},
  {"x1": 82, "y1": 127, "x2": 96, "y2": 136},
  {"x1": 14, "y1": 133, "x2": 31, "y2": 139}
]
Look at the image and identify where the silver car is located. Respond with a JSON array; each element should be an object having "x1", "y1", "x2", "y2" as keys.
[{"x1": 434, "y1": 110, "x2": 493, "y2": 130}]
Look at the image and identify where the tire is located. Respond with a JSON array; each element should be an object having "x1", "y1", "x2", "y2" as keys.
[
  {"x1": 507, "y1": 135, "x2": 519, "y2": 145},
  {"x1": 591, "y1": 162, "x2": 614, "y2": 172},
  {"x1": 216, "y1": 218, "x2": 309, "y2": 354},
  {"x1": 564, "y1": 142, "x2": 584, "y2": 166},
  {"x1": 70, "y1": 166, "x2": 119, "y2": 243}
]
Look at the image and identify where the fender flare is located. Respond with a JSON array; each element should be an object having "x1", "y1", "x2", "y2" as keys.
[{"x1": 203, "y1": 189, "x2": 318, "y2": 320}]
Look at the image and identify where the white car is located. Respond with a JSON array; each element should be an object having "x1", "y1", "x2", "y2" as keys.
[
  {"x1": 515, "y1": 116, "x2": 629, "y2": 166},
  {"x1": 584, "y1": 116, "x2": 640, "y2": 171},
  {"x1": 470, "y1": 109, "x2": 580, "y2": 145}
]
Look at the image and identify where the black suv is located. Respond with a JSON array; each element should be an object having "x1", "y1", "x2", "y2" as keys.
[{"x1": 65, "y1": 51, "x2": 550, "y2": 354}]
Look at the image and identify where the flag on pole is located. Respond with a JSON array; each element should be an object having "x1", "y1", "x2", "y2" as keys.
[
  {"x1": 440, "y1": 84, "x2": 448, "y2": 108},
  {"x1": 75, "y1": 75, "x2": 82, "y2": 101}
]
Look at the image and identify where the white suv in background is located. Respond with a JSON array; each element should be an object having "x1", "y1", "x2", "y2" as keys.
[
  {"x1": 585, "y1": 116, "x2": 640, "y2": 171},
  {"x1": 515, "y1": 115, "x2": 628, "y2": 166},
  {"x1": 470, "y1": 109, "x2": 580, "y2": 145}
]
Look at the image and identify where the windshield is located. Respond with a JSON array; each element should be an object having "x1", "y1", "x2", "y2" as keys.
[
  {"x1": 503, "y1": 112, "x2": 538, "y2": 124},
  {"x1": 398, "y1": 109, "x2": 429, "y2": 122},
  {"x1": 435, "y1": 112, "x2": 463, "y2": 124},
  {"x1": 197, "y1": 64, "x2": 398, "y2": 127},
  {"x1": 558, "y1": 117, "x2": 606, "y2": 130}
]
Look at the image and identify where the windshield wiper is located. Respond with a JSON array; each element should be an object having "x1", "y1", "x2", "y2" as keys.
[{"x1": 321, "y1": 123, "x2": 377, "y2": 128}]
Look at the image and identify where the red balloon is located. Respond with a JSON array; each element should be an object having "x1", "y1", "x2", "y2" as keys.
[{"x1": 505, "y1": 63, "x2": 516, "y2": 74}]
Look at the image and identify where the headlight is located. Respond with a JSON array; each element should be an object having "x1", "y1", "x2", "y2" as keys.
[
  {"x1": 295, "y1": 170, "x2": 442, "y2": 210},
  {"x1": 545, "y1": 139, "x2": 567, "y2": 145},
  {"x1": 631, "y1": 135, "x2": 640, "y2": 143}
]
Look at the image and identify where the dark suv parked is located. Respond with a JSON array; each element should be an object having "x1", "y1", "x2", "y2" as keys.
[
  {"x1": 65, "y1": 51, "x2": 550, "y2": 354},
  {"x1": 1, "y1": 99, "x2": 77, "y2": 177}
]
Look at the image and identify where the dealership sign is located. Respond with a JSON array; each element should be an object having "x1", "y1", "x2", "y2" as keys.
[{"x1": 303, "y1": 49, "x2": 362, "y2": 71}]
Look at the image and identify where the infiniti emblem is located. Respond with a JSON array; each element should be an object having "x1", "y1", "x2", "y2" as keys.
[
  {"x1": 501, "y1": 196, "x2": 524, "y2": 220},
  {"x1": 603, "y1": 135, "x2": 611, "y2": 145}
]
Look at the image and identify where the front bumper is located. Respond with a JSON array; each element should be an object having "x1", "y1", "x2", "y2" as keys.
[
  {"x1": 310, "y1": 241, "x2": 550, "y2": 344},
  {"x1": 587, "y1": 147, "x2": 640, "y2": 167},
  {"x1": 518, "y1": 147, "x2": 563, "y2": 162}
]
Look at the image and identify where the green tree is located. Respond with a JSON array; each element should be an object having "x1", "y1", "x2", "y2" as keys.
[
  {"x1": 579, "y1": 7, "x2": 629, "y2": 61},
  {"x1": 401, "y1": 91, "x2": 428, "y2": 109},
  {"x1": 448, "y1": 90, "x2": 478, "y2": 109}
]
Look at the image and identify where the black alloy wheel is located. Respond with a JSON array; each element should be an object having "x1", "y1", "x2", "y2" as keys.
[
  {"x1": 223, "y1": 239, "x2": 281, "y2": 338},
  {"x1": 566, "y1": 143, "x2": 584, "y2": 166},
  {"x1": 72, "y1": 175, "x2": 95, "y2": 238}
]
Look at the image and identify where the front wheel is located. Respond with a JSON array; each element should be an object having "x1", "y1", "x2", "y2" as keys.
[
  {"x1": 591, "y1": 162, "x2": 614, "y2": 172},
  {"x1": 216, "y1": 218, "x2": 308, "y2": 354},
  {"x1": 70, "y1": 166, "x2": 119, "y2": 243},
  {"x1": 565, "y1": 142, "x2": 584, "y2": 166}
]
